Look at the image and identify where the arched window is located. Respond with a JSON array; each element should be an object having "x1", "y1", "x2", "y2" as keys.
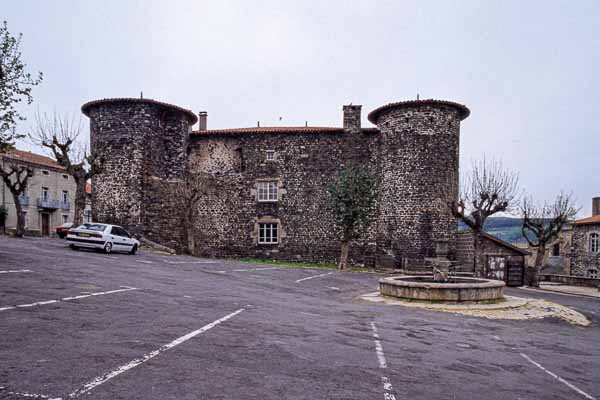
[{"x1": 590, "y1": 233, "x2": 599, "y2": 253}]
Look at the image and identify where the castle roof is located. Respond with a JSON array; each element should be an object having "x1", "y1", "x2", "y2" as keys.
[
  {"x1": 81, "y1": 98, "x2": 198, "y2": 124},
  {"x1": 1, "y1": 149, "x2": 66, "y2": 171},
  {"x1": 367, "y1": 99, "x2": 470, "y2": 123},
  {"x1": 574, "y1": 215, "x2": 600, "y2": 226},
  {"x1": 192, "y1": 126, "x2": 379, "y2": 136}
]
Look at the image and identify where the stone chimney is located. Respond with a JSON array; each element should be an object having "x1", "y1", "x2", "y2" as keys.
[
  {"x1": 343, "y1": 105, "x2": 361, "y2": 131},
  {"x1": 593, "y1": 197, "x2": 600, "y2": 216},
  {"x1": 198, "y1": 111, "x2": 207, "y2": 131}
]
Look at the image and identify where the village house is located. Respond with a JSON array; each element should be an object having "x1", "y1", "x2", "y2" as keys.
[
  {"x1": 1, "y1": 149, "x2": 76, "y2": 236},
  {"x1": 569, "y1": 197, "x2": 600, "y2": 278}
]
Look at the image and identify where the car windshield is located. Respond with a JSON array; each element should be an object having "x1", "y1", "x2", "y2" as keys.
[{"x1": 77, "y1": 223, "x2": 107, "y2": 232}]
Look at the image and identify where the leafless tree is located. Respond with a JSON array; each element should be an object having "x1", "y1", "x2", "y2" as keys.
[
  {"x1": 521, "y1": 192, "x2": 579, "y2": 287},
  {"x1": 175, "y1": 169, "x2": 213, "y2": 255},
  {"x1": 0, "y1": 161, "x2": 33, "y2": 237},
  {"x1": 448, "y1": 158, "x2": 520, "y2": 277},
  {"x1": 30, "y1": 111, "x2": 102, "y2": 226}
]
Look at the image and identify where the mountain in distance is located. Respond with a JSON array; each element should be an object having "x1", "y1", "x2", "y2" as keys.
[{"x1": 458, "y1": 217, "x2": 527, "y2": 244}]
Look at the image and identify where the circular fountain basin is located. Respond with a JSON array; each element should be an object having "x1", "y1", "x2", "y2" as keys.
[{"x1": 379, "y1": 276, "x2": 505, "y2": 302}]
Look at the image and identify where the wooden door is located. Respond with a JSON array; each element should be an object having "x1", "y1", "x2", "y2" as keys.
[
  {"x1": 41, "y1": 213, "x2": 50, "y2": 236},
  {"x1": 486, "y1": 256, "x2": 506, "y2": 281}
]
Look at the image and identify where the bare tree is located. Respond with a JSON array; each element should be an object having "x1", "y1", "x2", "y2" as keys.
[
  {"x1": 0, "y1": 161, "x2": 33, "y2": 237},
  {"x1": 30, "y1": 111, "x2": 102, "y2": 226},
  {"x1": 175, "y1": 170, "x2": 212, "y2": 255},
  {"x1": 521, "y1": 192, "x2": 579, "y2": 287},
  {"x1": 448, "y1": 158, "x2": 520, "y2": 277}
]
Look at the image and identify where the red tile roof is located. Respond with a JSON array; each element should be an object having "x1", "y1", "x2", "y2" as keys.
[
  {"x1": 192, "y1": 126, "x2": 379, "y2": 136},
  {"x1": 367, "y1": 99, "x2": 470, "y2": 123},
  {"x1": 1, "y1": 149, "x2": 66, "y2": 171},
  {"x1": 574, "y1": 215, "x2": 600, "y2": 226},
  {"x1": 81, "y1": 98, "x2": 198, "y2": 124}
]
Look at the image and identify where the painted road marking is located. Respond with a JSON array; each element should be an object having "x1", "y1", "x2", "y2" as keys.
[
  {"x1": 68, "y1": 307, "x2": 247, "y2": 398},
  {"x1": 520, "y1": 353, "x2": 596, "y2": 400},
  {"x1": 295, "y1": 272, "x2": 334, "y2": 283},
  {"x1": 370, "y1": 321, "x2": 397, "y2": 400},
  {"x1": 165, "y1": 260, "x2": 217, "y2": 264},
  {"x1": 215, "y1": 267, "x2": 279, "y2": 273},
  {"x1": 0, "y1": 269, "x2": 33, "y2": 274},
  {"x1": 0, "y1": 387, "x2": 62, "y2": 399},
  {"x1": 136, "y1": 260, "x2": 153, "y2": 264},
  {"x1": 0, "y1": 286, "x2": 138, "y2": 312}
]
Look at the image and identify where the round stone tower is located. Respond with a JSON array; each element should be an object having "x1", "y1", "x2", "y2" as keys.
[
  {"x1": 367, "y1": 99, "x2": 470, "y2": 266},
  {"x1": 81, "y1": 98, "x2": 197, "y2": 240}
]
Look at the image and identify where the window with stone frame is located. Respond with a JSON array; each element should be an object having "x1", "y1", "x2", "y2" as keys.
[
  {"x1": 266, "y1": 150, "x2": 275, "y2": 161},
  {"x1": 257, "y1": 181, "x2": 278, "y2": 202},
  {"x1": 590, "y1": 233, "x2": 599, "y2": 253},
  {"x1": 258, "y1": 223, "x2": 278, "y2": 244},
  {"x1": 587, "y1": 269, "x2": 598, "y2": 279}
]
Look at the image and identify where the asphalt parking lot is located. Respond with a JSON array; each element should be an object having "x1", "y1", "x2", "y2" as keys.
[{"x1": 1, "y1": 236, "x2": 598, "y2": 400}]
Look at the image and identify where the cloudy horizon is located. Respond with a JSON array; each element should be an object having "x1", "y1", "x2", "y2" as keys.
[{"x1": 4, "y1": 0, "x2": 599, "y2": 216}]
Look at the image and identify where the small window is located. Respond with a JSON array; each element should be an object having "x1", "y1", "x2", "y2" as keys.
[
  {"x1": 41, "y1": 170, "x2": 50, "y2": 176},
  {"x1": 257, "y1": 181, "x2": 278, "y2": 202},
  {"x1": 22, "y1": 211, "x2": 28, "y2": 228},
  {"x1": 62, "y1": 214, "x2": 69, "y2": 224},
  {"x1": 266, "y1": 150, "x2": 275, "y2": 161},
  {"x1": 588, "y1": 269, "x2": 598, "y2": 279},
  {"x1": 41, "y1": 187, "x2": 49, "y2": 201},
  {"x1": 62, "y1": 190, "x2": 69, "y2": 203},
  {"x1": 552, "y1": 243, "x2": 560, "y2": 257},
  {"x1": 62, "y1": 174, "x2": 69, "y2": 180},
  {"x1": 590, "y1": 233, "x2": 599, "y2": 253},
  {"x1": 258, "y1": 223, "x2": 278, "y2": 244}
]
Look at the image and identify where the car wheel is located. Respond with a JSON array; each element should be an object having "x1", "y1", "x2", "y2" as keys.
[
  {"x1": 129, "y1": 244, "x2": 138, "y2": 255},
  {"x1": 104, "y1": 242, "x2": 113, "y2": 254},
  {"x1": 69, "y1": 244, "x2": 78, "y2": 251}
]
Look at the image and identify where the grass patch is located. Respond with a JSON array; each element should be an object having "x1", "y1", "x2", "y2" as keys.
[{"x1": 229, "y1": 258, "x2": 386, "y2": 274}]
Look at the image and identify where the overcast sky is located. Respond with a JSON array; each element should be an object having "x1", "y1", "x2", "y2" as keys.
[{"x1": 4, "y1": 0, "x2": 600, "y2": 215}]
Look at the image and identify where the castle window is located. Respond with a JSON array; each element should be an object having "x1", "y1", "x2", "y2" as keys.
[
  {"x1": 590, "y1": 233, "x2": 599, "y2": 253},
  {"x1": 266, "y1": 150, "x2": 275, "y2": 161},
  {"x1": 257, "y1": 181, "x2": 278, "y2": 202},
  {"x1": 588, "y1": 269, "x2": 598, "y2": 279},
  {"x1": 258, "y1": 223, "x2": 278, "y2": 244}
]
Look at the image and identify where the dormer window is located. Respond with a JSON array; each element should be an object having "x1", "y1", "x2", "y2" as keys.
[{"x1": 266, "y1": 150, "x2": 275, "y2": 161}]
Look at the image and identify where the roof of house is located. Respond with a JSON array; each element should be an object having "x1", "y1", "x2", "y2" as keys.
[
  {"x1": 85, "y1": 181, "x2": 92, "y2": 194},
  {"x1": 191, "y1": 126, "x2": 379, "y2": 136},
  {"x1": 574, "y1": 215, "x2": 600, "y2": 226},
  {"x1": 1, "y1": 149, "x2": 66, "y2": 171},
  {"x1": 367, "y1": 99, "x2": 470, "y2": 123},
  {"x1": 81, "y1": 98, "x2": 198, "y2": 124},
  {"x1": 458, "y1": 230, "x2": 530, "y2": 255}
]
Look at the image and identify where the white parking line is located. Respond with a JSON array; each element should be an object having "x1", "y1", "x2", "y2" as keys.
[
  {"x1": 295, "y1": 272, "x2": 334, "y2": 283},
  {"x1": 136, "y1": 260, "x2": 153, "y2": 264},
  {"x1": 0, "y1": 269, "x2": 33, "y2": 274},
  {"x1": 215, "y1": 267, "x2": 279, "y2": 273},
  {"x1": 68, "y1": 307, "x2": 247, "y2": 398},
  {"x1": 520, "y1": 353, "x2": 596, "y2": 400},
  {"x1": 0, "y1": 387, "x2": 62, "y2": 400},
  {"x1": 165, "y1": 260, "x2": 217, "y2": 264},
  {"x1": 370, "y1": 321, "x2": 397, "y2": 400},
  {"x1": 0, "y1": 287, "x2": 138, "y2": 312}
]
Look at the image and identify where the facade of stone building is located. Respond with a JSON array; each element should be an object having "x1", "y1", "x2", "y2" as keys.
[
  {"x1": 82, "y1": 97, "x2": 469, "y2": 266},
  {"x1": 1, "y1": 149, "x2": 76, "y2": 236},
  {"x1": 569, "y1": 198, "x2": 600, "y2": 278},
  {"x1": 455, "y1": 230, "x2": 528, "y2": 285}
]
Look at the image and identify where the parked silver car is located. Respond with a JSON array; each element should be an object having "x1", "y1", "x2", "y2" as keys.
[{"x1": 66, "y1": 223, "x2": 139, "y2": 254}]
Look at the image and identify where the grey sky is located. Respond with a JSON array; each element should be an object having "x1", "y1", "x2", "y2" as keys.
[{"x1": 4, "y1": 0, "x2": 600, "y2": 215}]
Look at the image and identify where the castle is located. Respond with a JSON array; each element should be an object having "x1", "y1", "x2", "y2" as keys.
[{"x1": 82, "y1": 97, "x2": 470, "y2": 267}]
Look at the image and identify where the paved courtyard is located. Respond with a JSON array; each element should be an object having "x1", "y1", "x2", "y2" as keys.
[{"x1": 0, "y1": 236, "x2": 598, "y2": 400}]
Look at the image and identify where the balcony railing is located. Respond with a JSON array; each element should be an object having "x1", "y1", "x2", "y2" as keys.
[
  {"x1": 61, "y1": 201, "x2": 70, "y2": 210},
  {"x1": 37, "y1": 198, "x2": 61, "y2": 210},
  {"x1": 18, "y1": 195, "x2": 30, "y2": 206}
]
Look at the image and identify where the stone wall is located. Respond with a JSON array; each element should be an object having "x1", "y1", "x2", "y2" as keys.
[{"x1": 570, "y1": 224, "x2": 600, "y2": 277}]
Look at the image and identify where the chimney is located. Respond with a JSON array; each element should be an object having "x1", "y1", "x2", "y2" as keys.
[
  {"x1": 593, "y1": 197, "x2": 600, "y2": 216},
  {"x1": 343, "y1": 105, "x2": 361, "y2": 131},
  {"x1": 198, "y1": 111, "x2": 207, "y2": 131}
]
